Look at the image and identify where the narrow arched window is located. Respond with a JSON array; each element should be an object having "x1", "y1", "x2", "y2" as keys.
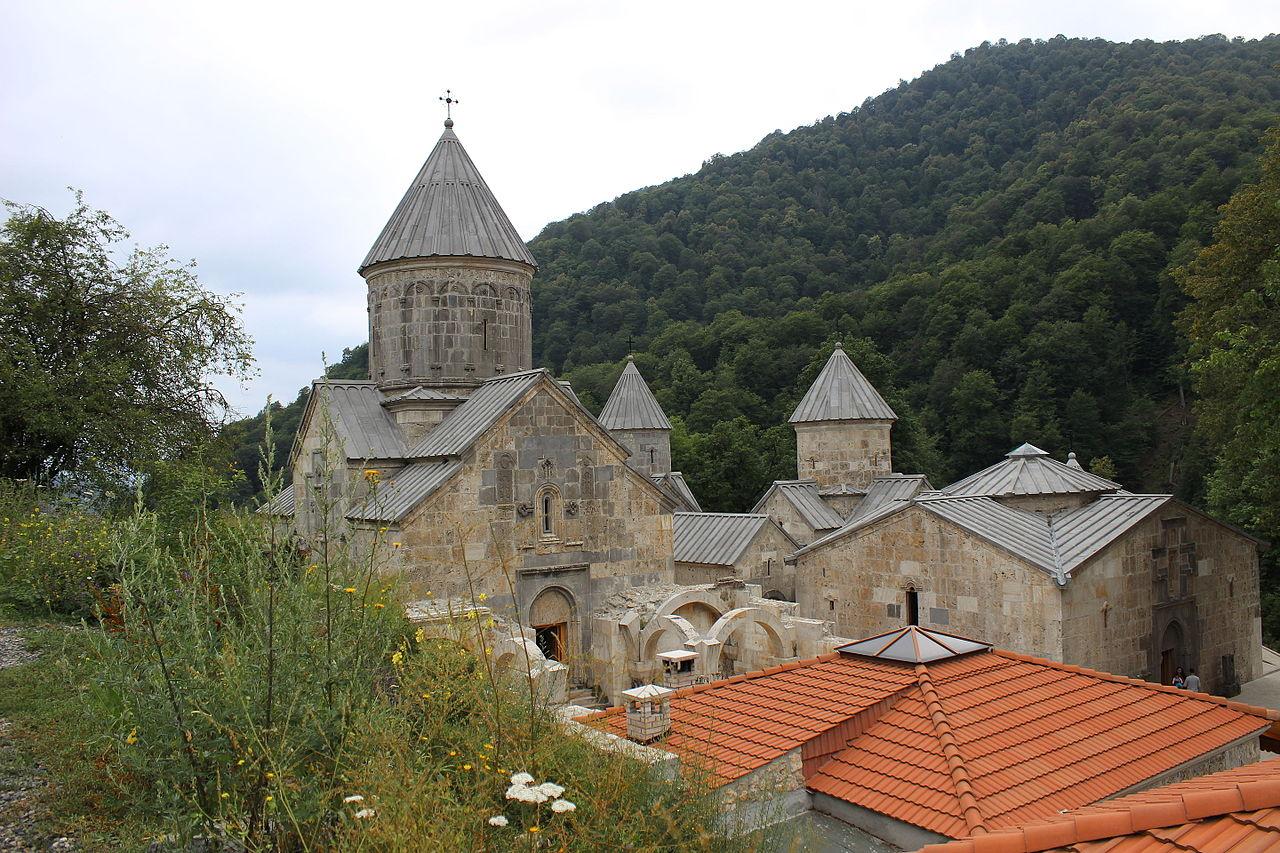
[
  {"x1": 906, "y1": 588, "x2": 920, "y2": 626},
  {"x1": 537, "y1": 486, "x2": 559, "y2": 539},
  {"x1": 542, "y1": 492, "x2": 553, "y2": 534}
]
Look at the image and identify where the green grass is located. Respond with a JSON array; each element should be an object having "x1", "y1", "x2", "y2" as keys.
[{"x1": 0, "y1": 618, "x2": 163, "y2": 851}]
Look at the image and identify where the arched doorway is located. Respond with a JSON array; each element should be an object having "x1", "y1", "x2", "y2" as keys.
[
  {"x1": 529, "y1": 587, "x2": 576, "y2": 665},
  {"x1": 1160, "y1": 621, "x2": 1184, "y2": 684}
]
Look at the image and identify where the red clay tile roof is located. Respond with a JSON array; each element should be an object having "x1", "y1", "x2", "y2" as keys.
[
  {"x1": 916, "y1": 758, "x2": 1280, "y2": 852},
  {"x1": 581, "y1": 648, "x2": 1275, "y2": 840}
]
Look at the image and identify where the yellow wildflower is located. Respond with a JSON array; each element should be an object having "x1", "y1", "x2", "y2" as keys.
[
  {"x1": 363, "y1": 469, "x2": 381, "y2": 483},
  {"x1": 463, "y1": 763, "x2": 472, "y2": 771},
  {"x1": 529, "y1": 826, "x2": 540, "y2": 834},
  {"x1": 373, "y1": 602, "x2": 385, "y2": 609},
  {"x1": 344, "y1": 586, "x2": 356, "y2": 594},
  {"x1": 477, "y1": 592, "x2": 487, "y2": 601},
  {"x1": 265, "y1": 795, "x2": 274, "y2": 803},
  {"x1": 266, "y1": 772, "x2": 275, "y2": 780},
  {"x1": 391, "y1": 651, "x2": 404, "y2": 666},
  {"x1": 221, "y1": 792, "x2": 229, "y2": 799},
  {"x1": 414, "y1": 628, "x2": 425, "y2": 644},
  {"x1": 125, "y1": 727, "x2": 138, "y2": 745}
]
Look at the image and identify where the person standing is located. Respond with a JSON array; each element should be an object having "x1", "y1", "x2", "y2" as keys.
[
  {"x1": 1172, "y1": 667, "x2": 1186, "y2": 689},
  {"x1": 1185, "y1": 669, "x2": 1202, "y2": 692}
]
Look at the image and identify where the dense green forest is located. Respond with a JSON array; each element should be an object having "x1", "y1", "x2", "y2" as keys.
[{"x1": 223, "y1": 35, "x2": 1280, "y2": 514}]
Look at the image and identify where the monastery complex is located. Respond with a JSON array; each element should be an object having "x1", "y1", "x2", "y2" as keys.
[{"x1": 263, "y1": 117, "x2": 1276, "y2": 849}]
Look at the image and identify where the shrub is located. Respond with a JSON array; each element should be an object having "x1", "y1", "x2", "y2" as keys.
[{"x1": 0, "y1": 481, "x2": 113, "y2": 618}]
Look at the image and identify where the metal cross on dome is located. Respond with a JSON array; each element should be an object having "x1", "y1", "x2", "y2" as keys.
[{"x1": 439, "y1": 89, "x2": 459, "y2": 119}]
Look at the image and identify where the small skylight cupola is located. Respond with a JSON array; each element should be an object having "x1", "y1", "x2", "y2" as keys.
[{"x1": 837, "y1": 625, "x2": 991, "y2": 663}]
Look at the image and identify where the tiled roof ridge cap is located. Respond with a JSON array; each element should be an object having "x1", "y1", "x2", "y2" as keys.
[
  {"x1": 991, "y1": 649, "x2": 1280, "y2": 721},
  {"x1": 915, "y1": 663, "x2": 989, "y2": 836},
  {"x1": 917, "y1": 768, "x2": 1280, "y2": 853},
  {"x1": 579, "y1": 652, "x2": 843, "y2": 720}
]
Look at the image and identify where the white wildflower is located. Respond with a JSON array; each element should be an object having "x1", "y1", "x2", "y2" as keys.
[
  {"x1": 342, "y1": 794, "x2": 365, "y2": 804},
  {"x1": 536, "y1": 782, "x2": 565, "y2": 798},
  {"x1": 354, "y1": 808, "x2": 376, "y2": 819},
  {"x1": 488, "y1": 815, "x2": 509, "y2": 827},
  {"x1": 550, "y1": 799, "x2": 576, "y2": 814},
  {"x1": 510, "y1": 772, "x2": 534, "y2": 786}
]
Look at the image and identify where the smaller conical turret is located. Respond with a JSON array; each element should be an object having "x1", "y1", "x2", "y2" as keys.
[
  {"x1": 790, "y1": 343, "x2": 896, "y2": 490},
  {"x1": 599, "y1": 357, "x2": 672, "y2": 475}
]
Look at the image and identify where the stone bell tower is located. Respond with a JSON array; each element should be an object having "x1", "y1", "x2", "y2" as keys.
[
  {"x1": 360, "y1": 114, "x2": 537, "y2": 395},
  {"x1": 790, "y1": 343, "x2": 897, "y2": 490}
]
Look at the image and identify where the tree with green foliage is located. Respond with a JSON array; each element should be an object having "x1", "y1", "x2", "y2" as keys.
[
  {"x1": 0, "y1": 194, "x2": 254, "y2": 487},
  {"x1": 1178, "y1": 126, "x2": 1280, "y2": 639}
]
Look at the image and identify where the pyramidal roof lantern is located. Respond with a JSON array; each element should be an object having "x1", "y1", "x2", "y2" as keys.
[
  {"x1": 789, "y1": 342, "x2": 897, "y2": 424},
  {"x1": 360, "y1": 94, "x2": 536, "y2": 273},
  {"x1": 1006, "y1": 442, "x2": 1051, "y2": 458},
  {"x1": 837, "y1": 625, "x2": 991, "y2": 663},
  {"x1": 1066, "y1": 451, "x2": 1083, "y2": 470},
  {"x1": 598, "y1": 357, "x2": 672, "y2": 431}
]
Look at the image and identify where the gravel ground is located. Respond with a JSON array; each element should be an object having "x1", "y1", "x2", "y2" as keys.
[{"x1": 0, "y1": 627, "x2": 74, "y2": 852}]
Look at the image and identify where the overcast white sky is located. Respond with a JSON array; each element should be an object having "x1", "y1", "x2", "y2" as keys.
[{"x1": 2, "y1": 1, "x2": 1275, "y2": 416}]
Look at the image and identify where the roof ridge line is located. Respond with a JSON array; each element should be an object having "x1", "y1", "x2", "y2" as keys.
[
  {"x1": 579, "y1": 652, "x2": 845, "y2": 718},
  {"x1": 1045, "y1": 511, "x2": 1068, "y2": 586},
  {"x1": 991, "y1": 649, "x2": 1280, "y2": 721},
  {"x1": 918, "y1": 768, "x2": 1280, "y2": 853},
  {"x1": 915, "y1": 663, "x2": 989, "y2": 836}
]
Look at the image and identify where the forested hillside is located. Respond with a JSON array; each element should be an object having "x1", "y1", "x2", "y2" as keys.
[{"x1": 224, "y1": 35, "x2": 1280, "y2": 512}]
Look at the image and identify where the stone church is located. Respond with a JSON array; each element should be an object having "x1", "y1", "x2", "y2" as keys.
[{"x1": 267, "y1": 117, "x2": 1264, "y2": 702}]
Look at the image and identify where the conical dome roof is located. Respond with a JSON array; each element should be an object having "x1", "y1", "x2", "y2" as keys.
[
  {"x1": 598, "y1": 358, "x2": 671, "y2": 430},
  {"x1": 789, "y1": 343, "x2": 897, "y2": 423},
  {"x1": 360, "y1": 120, "x2": 536, "y2": 272}
]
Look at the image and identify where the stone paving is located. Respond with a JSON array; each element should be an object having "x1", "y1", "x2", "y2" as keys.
[{"x1": 0, "y1": 627, "x2": 73, "y2": 852}]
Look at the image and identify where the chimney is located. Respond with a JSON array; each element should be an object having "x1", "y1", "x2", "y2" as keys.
[
  {"x1": 622, "y1": 684, "x2": 673, "y2": 743},
  {"x1": 657, "y1": 649, "x2": 698, "y2": 689}
]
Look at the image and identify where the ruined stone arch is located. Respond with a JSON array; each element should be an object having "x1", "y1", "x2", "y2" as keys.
[
  {"x1": 706, "y1": 607, "x2": 788, "y2": 660},
  {"x1": 492, "y1": 635, "x2": 548, "y2": 674},
  {"x1": 655, "y1": 589, "x2": 727, "y2": 621},
  {"x1": 639, "y1": 613, "x2": 700, "y2": 660}
]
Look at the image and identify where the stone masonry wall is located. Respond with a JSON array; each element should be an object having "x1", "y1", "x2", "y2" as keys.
[
  {"x1": 794, "y1": 421, "x2": 892, "y2": 491},
  {"x1": 364, "y1": 258, "x2": 533, "y2": 391},
  {"x1": 610, "y1": 428, "x2": 671, "y2": 476},
  {"x1": 757, "y1": 490, "x2": 822, "y2": 545},
  {"x1": 794, "y1": 506, "x2": 1064, "y2": 659},
  {"x1": 1062, "y1": 504, "x2": 1262, "y2": 687},
  {"x1": 395, "y1": 384, "x2": 674, "y2": 669}
]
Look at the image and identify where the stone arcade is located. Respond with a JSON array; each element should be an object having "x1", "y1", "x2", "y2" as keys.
[{"x1": 265, "y1": 117, "x2": 1264, "y2": 711}]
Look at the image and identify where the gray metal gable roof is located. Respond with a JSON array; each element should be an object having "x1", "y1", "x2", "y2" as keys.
[
  {"x1": 917, "y1": 495, "x2": 1057, "y2": 572},
  {"x1": 942, "y1": 443, "x2": 1122, "y2": 498},
  {"x1": 347, "y1": 459, "x2": 462, "y2": 523},
  {"x1": 312, "y1": 380, "x2": 407, "y2": 460},
  {"x1": 789, "y1": 343, "x2": 897, "y2": 423},
  {"x1": 845, "y1": 474, "x2": 933, "y2": 524},
  {"x1": 598, "y1": 358, "x2": 672, "y2": 430},
  {"x1": 752, "y1": 480, "x2": 846, "y2": 531},
  {"x1": 1052, "y1": 493, "x2": 1171, "y2": 573},
  {"x1": 653, "y1": 471, "x2": 702, "y2": 513},
  {"x1": 408, "y1": 370, "x2": 543, "y2": 457},
  {"x1": 794, "y1": 490, "x2": 1185, "y2": 583},
  {"x1": 257, "y1": 483, "x2": 295, "y2": 517},
  {"x1": 673, "y1": 512, "x2": 777, "y2": 566},
  {"x1": 360, "y1": 121, "x2": 536, "y2": 272}
]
